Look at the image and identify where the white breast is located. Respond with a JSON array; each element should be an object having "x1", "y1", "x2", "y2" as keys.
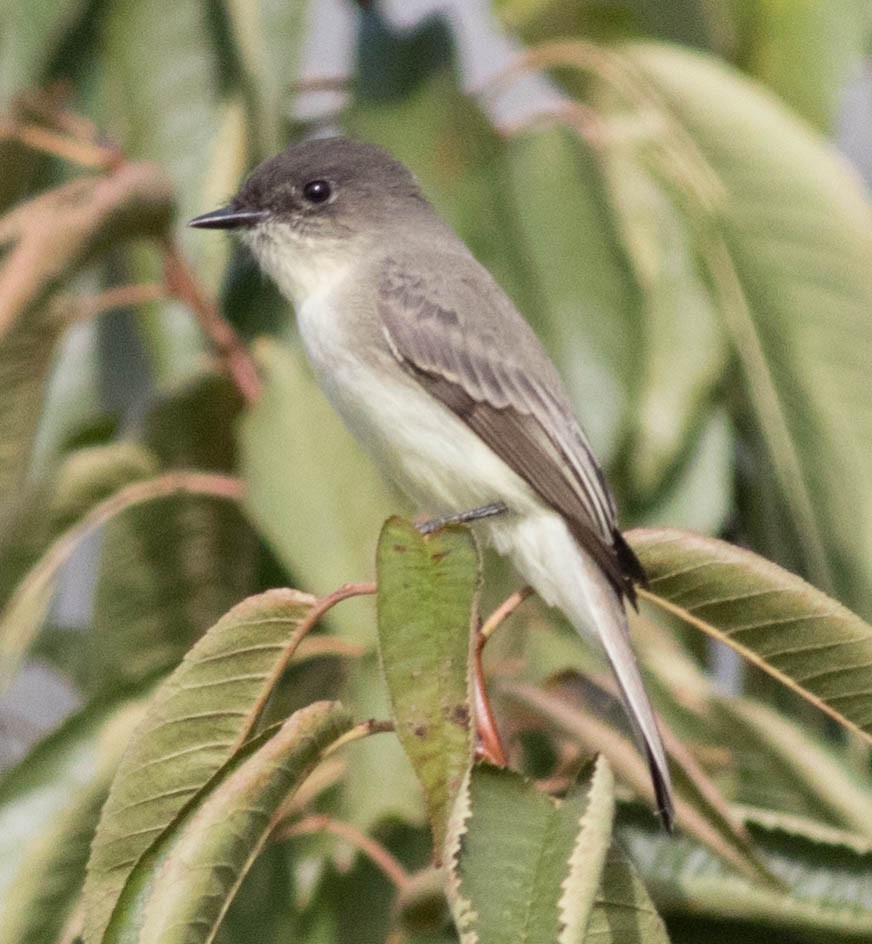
[{"x1": 295, "y1": 280, "x2": 540, "y2": 519}]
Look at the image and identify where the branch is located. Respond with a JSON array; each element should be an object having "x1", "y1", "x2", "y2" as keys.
[{"x1": 162, "y1": 239, "x2": 262, "y2": 404}]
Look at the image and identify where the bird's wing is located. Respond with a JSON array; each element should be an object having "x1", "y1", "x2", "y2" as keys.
[{"x1": 375, "y1": 251, "x2": 645, "y2": 600}]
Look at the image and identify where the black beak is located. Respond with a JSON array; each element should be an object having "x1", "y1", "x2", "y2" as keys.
[{"x1": 187, "y1": 206, "x2": 269, "y2": 229}]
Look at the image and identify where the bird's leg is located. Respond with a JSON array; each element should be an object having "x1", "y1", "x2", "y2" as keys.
[{"x1": 415, "y1": 501, "x2": 508, "y2": 535}]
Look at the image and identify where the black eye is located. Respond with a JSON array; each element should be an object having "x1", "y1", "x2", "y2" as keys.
[{"x1": 302, "y1": 179, "x2": 332, "y2": 204}]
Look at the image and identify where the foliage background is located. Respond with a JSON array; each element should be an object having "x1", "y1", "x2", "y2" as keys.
[{"x1": 1, "y1": 1, "x2": 872, "y2": 942}]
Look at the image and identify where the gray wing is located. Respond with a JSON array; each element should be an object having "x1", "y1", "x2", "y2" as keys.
[{"x1": 376, "y1": 251, "x2": 645, "y2": 601}]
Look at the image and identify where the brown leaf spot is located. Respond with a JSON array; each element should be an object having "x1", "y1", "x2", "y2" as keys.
[{"x1": 447, "y1": 703, "x2": 470, "y2": 728}]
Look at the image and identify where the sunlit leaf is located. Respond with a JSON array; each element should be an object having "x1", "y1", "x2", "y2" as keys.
[
  {"x1": 376, "y1": 518, "x2": 478, "y2": 855},
  {"x1": 733, "y1": 0, "x2": 871, "y2": 131},
  {"x1": 591, "y1": 42, "x2": 872, "y2": 610},
  {"x1": 103, "y1": 701, "x2": 352, "y2": 944},
  {"x1": 82, "y1": 587, "x2": 323, "y2": 943},
  {"x1": 445, "y1": 759, "x2": 615, "y2": 943},
  {"x1": 220, "y1": 0, "x2": 309, "y2": 156},
  {"x1": 632, "y1": 527, "x2": 872, "y2": 744}
]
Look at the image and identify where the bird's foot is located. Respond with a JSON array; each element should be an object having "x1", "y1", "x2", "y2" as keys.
[{"x1": 415, "y1": 501, "x2": 508, "y2": 535}]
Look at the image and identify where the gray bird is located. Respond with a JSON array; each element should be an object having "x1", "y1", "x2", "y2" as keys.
[{"x1": 190, "y1": 136, "x2": 674, "y2": 829}]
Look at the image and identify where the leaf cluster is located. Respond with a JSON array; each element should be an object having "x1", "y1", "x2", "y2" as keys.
[{"x1": 1, "y1": 2, "x2": 872, "y2": 943}]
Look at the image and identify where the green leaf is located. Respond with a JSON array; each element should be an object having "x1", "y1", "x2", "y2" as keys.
[
  {"x1": 588, "y1": 843, "x2": 670, "y2": 943},
  {"x1": 715, "y1": 696, "x2": 872, "y2": 840},
  {"x1": 220, "y1": 0, "x2": 309, "y2": 156},
  {"x1": 631, "y1": 527, "x2": 872, "y2": 744},
  {"x1": 598, "y1": 42, "x2": 872, "y2": 611},
  {"x1": 376, "y1": 518, "x2": 478, "y2": 854},
  {"x1": 618, "y1": 801, "x2": 872, "y2": 937},
  {"x1": 98, "y1": 0, "x2": 224, "y2": 383},
  {"x1": 0, "y1": 471, "x2": 242, "y2": 691},
  {"x1": 89, "y1": 376, "x2": 258, "y2": 691},
  {"x1": 0, "y1": 0, "x2": 89, "y2": 97},
  {"x1": 506, "y1": 124, "x2": 640, "y2": 460},
  {"x1": 445, "y1": 759, "x2": 615, "y2": 943},
  {"x1": 495, "y1": 0, "x2": 720, "y2": 49},
  {"x1": 592, "y1": 106, "x2": 727, "y2": 491},
  {"x1": 82, "y1": 587, "x2": 323, "y2": 944},
  {"x1": 0, "y1": 300, "x2": 68, "y2": 533},
  {"x1": 506, "y1": 675, "x2": 780, "y2": 886},
  {"x1": 0, "y1": 692, "x2": 150, "y2": 944},
  {"x1": 103, "y1": 701, "x2": 352, "y2": 944},
  {"x1": 239, "y1": 338, "x2": 399, "y2": 630},
  {"x1": 734, "y1": 0, "x2": 872, "y2": 131}
]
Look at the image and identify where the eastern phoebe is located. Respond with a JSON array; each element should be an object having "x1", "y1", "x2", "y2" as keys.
[{"x1": 190, "y1": 137, "x2": 673, "y2": 829}]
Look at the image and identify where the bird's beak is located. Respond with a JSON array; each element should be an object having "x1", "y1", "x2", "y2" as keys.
[{"x1": 187, "y1": 206, "x2": 269, "y2": 229}]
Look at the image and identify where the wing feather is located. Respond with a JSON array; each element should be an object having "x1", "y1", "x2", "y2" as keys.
[{"x1": 376, "y1": 253, "x2": 645, "y2": 600}]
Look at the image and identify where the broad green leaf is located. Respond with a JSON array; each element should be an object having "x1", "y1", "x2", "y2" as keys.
[
  {"x1": 376, "y1": 518, "x2": 478, "y2": 854},
  {"x1": 239, "y1": 338, "x2": 399, "y2": 626},
  {"x1": 82, "y1": 587, "x2": 323, "y2": 943},
  {"x1": 593, "y1": 107, "x2": 727, "y2": 491},
  {"x1": 0, "y1": 300, "x2": 75, "y2": 536},
  {"x1": 103, "y1": 701, "x2": 352, "y2": 944},
  {"x1": 445, "y1": 759, "x2": 615, "y2": 943},
  {"x1": 0, "y1": 0, "x2": 89, "y2": 97},
  {"x1": 631, "y1": 527, "x2": 872, "y2": 744},
  {"x1": 596, "y1": 42, "x2": 872, "y2": 611},
  {"x1": 506, "y1": 124, "x2": 640, "y2": 460},
  {"x1": 495, "y1": 0, "x2": 720, "y2": 49},
  {"x1": 0, "y1": 693, "x2": 149, "y2": 944},
  {"x1": 734, "y1": 0, "x2": 871, "y2": 131},
  {"x1": 618, "y1": 801, "x2": 872, "y2": 937},
  {"x1": 715, "y1": 696, "x2": 872, "y2": 840},
  {"x1": 587, "y1": 843, "x2": 669, "y2": 943},
  {"x1": 220, "y1": 0, "x2": 309, "y2": 156},
  {"x1": 89, "y1": 376, "x2": 258, "y2": 690},
  {"x1": 99, "y1": 0, "x2": 223, "y2": 383},
  {"x1": 0, "y1": 471, "x2": 242, "y2": 691}
]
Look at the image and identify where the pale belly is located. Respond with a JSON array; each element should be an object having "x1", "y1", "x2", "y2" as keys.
[
  {"x1": 295, "y1": 290, "x2": 541, "y2": 521},
  {"x1": 295, "y1": 288, "x2": 606, "y2": 641}
]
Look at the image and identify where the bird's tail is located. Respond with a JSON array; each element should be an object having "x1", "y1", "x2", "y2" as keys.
[
  {"x1": 500, "y1": 513, "x2": 674, "y2": 829},
  {"x1": 571, "y1": 547, "x2": 674, "y2": 830}
]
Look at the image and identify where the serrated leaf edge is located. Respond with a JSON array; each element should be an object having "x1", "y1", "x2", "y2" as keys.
[
  {"x1": 558, "y1": 755, "x2": 616, "y2": 943},
  {"x1": 443, "y1": 766, "x2": 479, "y2": 944}
]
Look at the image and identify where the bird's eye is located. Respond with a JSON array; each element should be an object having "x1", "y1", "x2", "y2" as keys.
[{"x1": 302, "y1": 179, "x2": 332, "y2": 204}]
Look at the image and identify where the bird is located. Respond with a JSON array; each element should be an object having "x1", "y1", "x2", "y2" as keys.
[{"x1": 189, "y1": 136, "x2": 674, "y2": 829}]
